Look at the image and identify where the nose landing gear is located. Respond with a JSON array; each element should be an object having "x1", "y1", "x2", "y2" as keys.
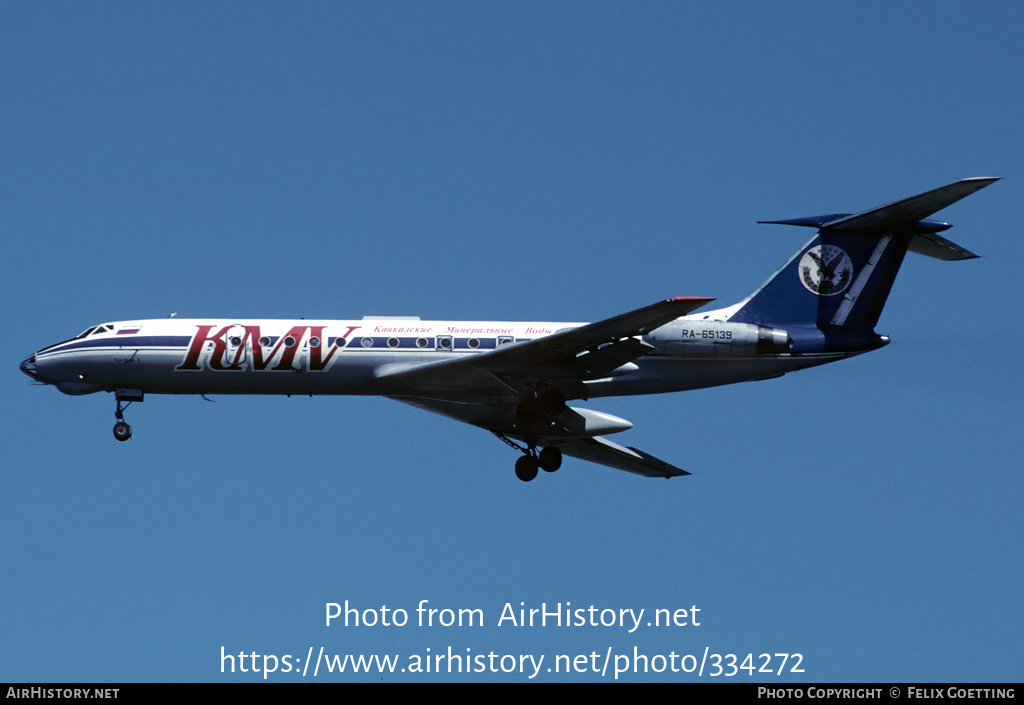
[
  {"x1": 112, "y1": 390, "x2": 143, "y2": 442},
  {"x1": 113, "y1": 398, "x2": 133, "y2": 441}
]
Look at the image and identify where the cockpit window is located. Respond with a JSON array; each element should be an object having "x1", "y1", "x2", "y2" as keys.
[{"x1": 73, "y1": 324, "x2": 114, "y2": 339}]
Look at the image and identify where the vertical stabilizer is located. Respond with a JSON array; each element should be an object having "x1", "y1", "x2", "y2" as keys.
[{"x1": 727, "y1": 178, "x2": 997, "y2": 341}]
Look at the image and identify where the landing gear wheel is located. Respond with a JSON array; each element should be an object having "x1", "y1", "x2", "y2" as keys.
[
  {"x1": 113, "y1": 421, "x2": 132, "y2": 442},
  {"x1": 113, "y1": 394, "x2": 141, "y2": 442},
  {"x1": 515, "y1": 455, "x2": 539, "y2": 482},
  {"x1": 538, "y1": 446, "x2": 562, "y2": 473}
]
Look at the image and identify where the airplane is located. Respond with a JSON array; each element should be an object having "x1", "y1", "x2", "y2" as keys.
[{"x1": 20, "y1": 177, "x2": 998, "y2": 482}]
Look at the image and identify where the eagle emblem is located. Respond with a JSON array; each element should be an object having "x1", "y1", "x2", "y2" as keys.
[{"x1": 798, "y1": 245, "x2": 853, "y2": 296}]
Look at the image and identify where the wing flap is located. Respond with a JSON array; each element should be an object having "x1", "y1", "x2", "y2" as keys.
[{"x1": 569, "y1": 337, "x2": 653, "y2": 377}]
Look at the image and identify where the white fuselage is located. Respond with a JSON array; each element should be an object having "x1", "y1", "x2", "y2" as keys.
[{"x1": 25, "y1": 313, "x2": 845, "y2": 401}]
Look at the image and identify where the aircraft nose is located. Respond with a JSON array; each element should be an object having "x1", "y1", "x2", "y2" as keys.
[{"x1": 20, "y1": 354, "x2": 38, "y2": 379}]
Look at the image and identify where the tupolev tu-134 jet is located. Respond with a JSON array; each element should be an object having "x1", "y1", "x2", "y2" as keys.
[{"x1": 21, "y1": 177, "x2": 998, "y2": 481}]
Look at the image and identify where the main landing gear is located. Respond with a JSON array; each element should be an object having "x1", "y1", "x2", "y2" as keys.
[
  {"x1": 495, "y1": 433, "x2": 562, "y2": 482},
  {"x1": 515, "y1": 447, "x2": 562, "y2": 481}
]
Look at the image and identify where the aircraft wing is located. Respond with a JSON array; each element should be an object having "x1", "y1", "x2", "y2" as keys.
[
  {"x1": 374, "y1": 296, "x2": 712, "y2": 391},
  {"x1": 377, "y1": 297, "x2": 709, "y2": 478},
  {"x1": 547, "y1": 436, "x2": 688, "y2": 478},
  {"x1": 389, "y1": 395, "x2": 688, "y2": 478}
]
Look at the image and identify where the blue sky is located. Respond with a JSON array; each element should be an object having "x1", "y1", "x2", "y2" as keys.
[{"x1": 3, "y1": 2, "x2": 1021, "y2": 682}]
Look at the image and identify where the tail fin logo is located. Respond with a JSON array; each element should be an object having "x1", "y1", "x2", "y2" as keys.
[{"x1": 799, "y1": 245, "x2": 853, "y2": 296}]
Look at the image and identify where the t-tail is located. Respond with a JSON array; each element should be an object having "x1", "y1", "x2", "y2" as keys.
[{"x1": 725, "y1": 177, "x2": 999, "y2": 353}]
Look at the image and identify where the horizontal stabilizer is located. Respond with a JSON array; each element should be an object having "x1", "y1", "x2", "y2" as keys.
[
  {"x1": 906, "y1": 232, "x2": 979, "y2": 260},
  {"x1": 759, "y1": 177, "x2": 999, "y2": 233},
  {"x1": 820, "y1": 177, "x2": 999, "y2": 231},
  {"x1": 757, "y1": 177, "x2": 998, "y2": 261}
]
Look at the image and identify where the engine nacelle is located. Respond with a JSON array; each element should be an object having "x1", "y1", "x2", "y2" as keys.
[{"x1": 646, "y1": 320, "x2": 792, "y2": 356}]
